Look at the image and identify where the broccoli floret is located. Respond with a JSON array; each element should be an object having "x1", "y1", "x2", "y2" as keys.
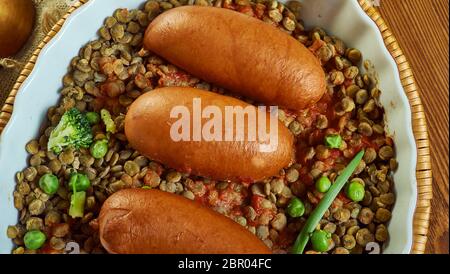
[
  {"x1": 47, "y1": 108, "x2": 93, "y2": 154},
  {"x1": 100, "y1": 109, "x2": 116, "y2": 134}
]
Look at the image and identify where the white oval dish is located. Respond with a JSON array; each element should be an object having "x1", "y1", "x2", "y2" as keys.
[{"x1": 0, "y1": 0, "x2": 417, "y2": 254}]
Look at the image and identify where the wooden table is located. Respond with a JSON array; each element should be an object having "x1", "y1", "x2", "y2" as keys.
[{"x1": 378, "y1": 0, "x2": 449, "y2": 254}]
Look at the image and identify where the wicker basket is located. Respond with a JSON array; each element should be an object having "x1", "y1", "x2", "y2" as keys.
[{"x1": 0, "y1": 0, "x2": 432, "y2": 253}]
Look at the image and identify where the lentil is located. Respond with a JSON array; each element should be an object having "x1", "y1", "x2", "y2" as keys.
[
  {"x1": 285, "y1": 168, "x2": 299, "y2": 183},
  {"x1": 316, "y1": 114, "x2": 328, "y2": 129},
  {"x1": 375, "y1": 208, "x2": 392, "y2": 222},
  {"x1": 28, "y1": 199, "x2": 45, "y2": 216},
  {"x1": 379, "y1": 146, "x2": 394, "y2": 160},
  {"x1": 358, "y1": 207, "x2": 374, "y2": 225},
  {"x1": 271, "y1": 213, "x2": 287, "y2": 231},
  {"x1": 256, "y1": 225, "x2": 269, "y2": 240},
  {"x1": 346, "y1": 48, "x2": 362, "y2": 64},
  {"x1": 333, "y1": 247, "x2": 350, "y2": 254},
  {"x1": 7, "y1": 226, "x2": 19, "y2": 239},
  {"x1": 288, "y1": 120, "x2": 303, "y2": 135},
  {"x1": 50, "y1": 237, "x2": 66, "y2": 250},
  {"x1": 25, "y1": 140, "x2": 39, "y2": 155},
  {"x1": 333, "y1": 208, "x2": 351, "y2": 223},
  {"x1": 124, "y1": 161, "x2": 140, "y2": 176},
  {"x1": 342, "y1": 234, "x2": 356, "y2": 249},
  {"x1": 375, "y1": 224, "x2": 389, "y2": 242},
  {"x1": 52, "y1": 223, "x2": 70, "y2": 238}
]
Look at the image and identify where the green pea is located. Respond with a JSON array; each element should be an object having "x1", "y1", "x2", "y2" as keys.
[
  {"x1": 310, "y1": 230, "x2": 330, "y2": 252},
  {"x1": 90, "y1": 139, "x2": 108, "y2": 159},
  {"x1": 69, "y1": 173, "x2": 91, "y2": 192},
  {"x1": 287, "y1": 197, "x2": 305, "y2": 218},
  {"x1": 85, "y1": 112, "x2": 100, "y2": 125},
  {"x1": 345, "y1": 181, "x2": 365, "y2": 202},
  {"x1": 38, "y1": 174, "x2": 59, "y2": 195},
  {"x1": 315, "y1": 176, "x2": 331, "y2": 193},
  {"x1": 24, "y1": 230, "x2": 46, "y2": 250},
  {"x1": 324, "y1": 134, "x2": 342, "y2": 149}
]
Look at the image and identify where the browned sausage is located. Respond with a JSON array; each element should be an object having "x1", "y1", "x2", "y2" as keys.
[
  {"x1": 99, "y1": 189, "x2": 271, "y2": 254},
  {"x1": 124, "y1": 87, "x2": 294, "y2": 182},
  {"x1": 144, "y1": 6, "x2": 325, "y2": 110}
]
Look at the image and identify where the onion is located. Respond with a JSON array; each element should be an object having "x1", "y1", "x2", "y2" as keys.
[{"x1": 0, "y1": 0, "x2": 36, "y2": 57}]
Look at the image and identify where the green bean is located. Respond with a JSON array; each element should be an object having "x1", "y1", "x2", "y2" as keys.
[
  {"x1": 291, "y1": 150, "x2": 365, "y2": 254},
  {"x1": 68, "y1": 177, "x2": 86, "y2": 218},
  {"x1": 85, "y1": 112, "x2": 100, "y2": 125}
]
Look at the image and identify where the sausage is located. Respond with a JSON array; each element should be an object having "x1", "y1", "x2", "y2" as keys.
[
  {"x1": 144, "y1": 6, "x2": 325, "y2": 110},
  {"x1": 99, "y1": 189, "x2": 272, "y2": 254},
  {"x1": 124, "y1": 87, "x2": 294, "y2": 182}
]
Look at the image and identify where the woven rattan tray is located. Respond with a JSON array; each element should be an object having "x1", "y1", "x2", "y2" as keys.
[{"x1": 0, "y1": 0, "x2": 432, "y2": 253}]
